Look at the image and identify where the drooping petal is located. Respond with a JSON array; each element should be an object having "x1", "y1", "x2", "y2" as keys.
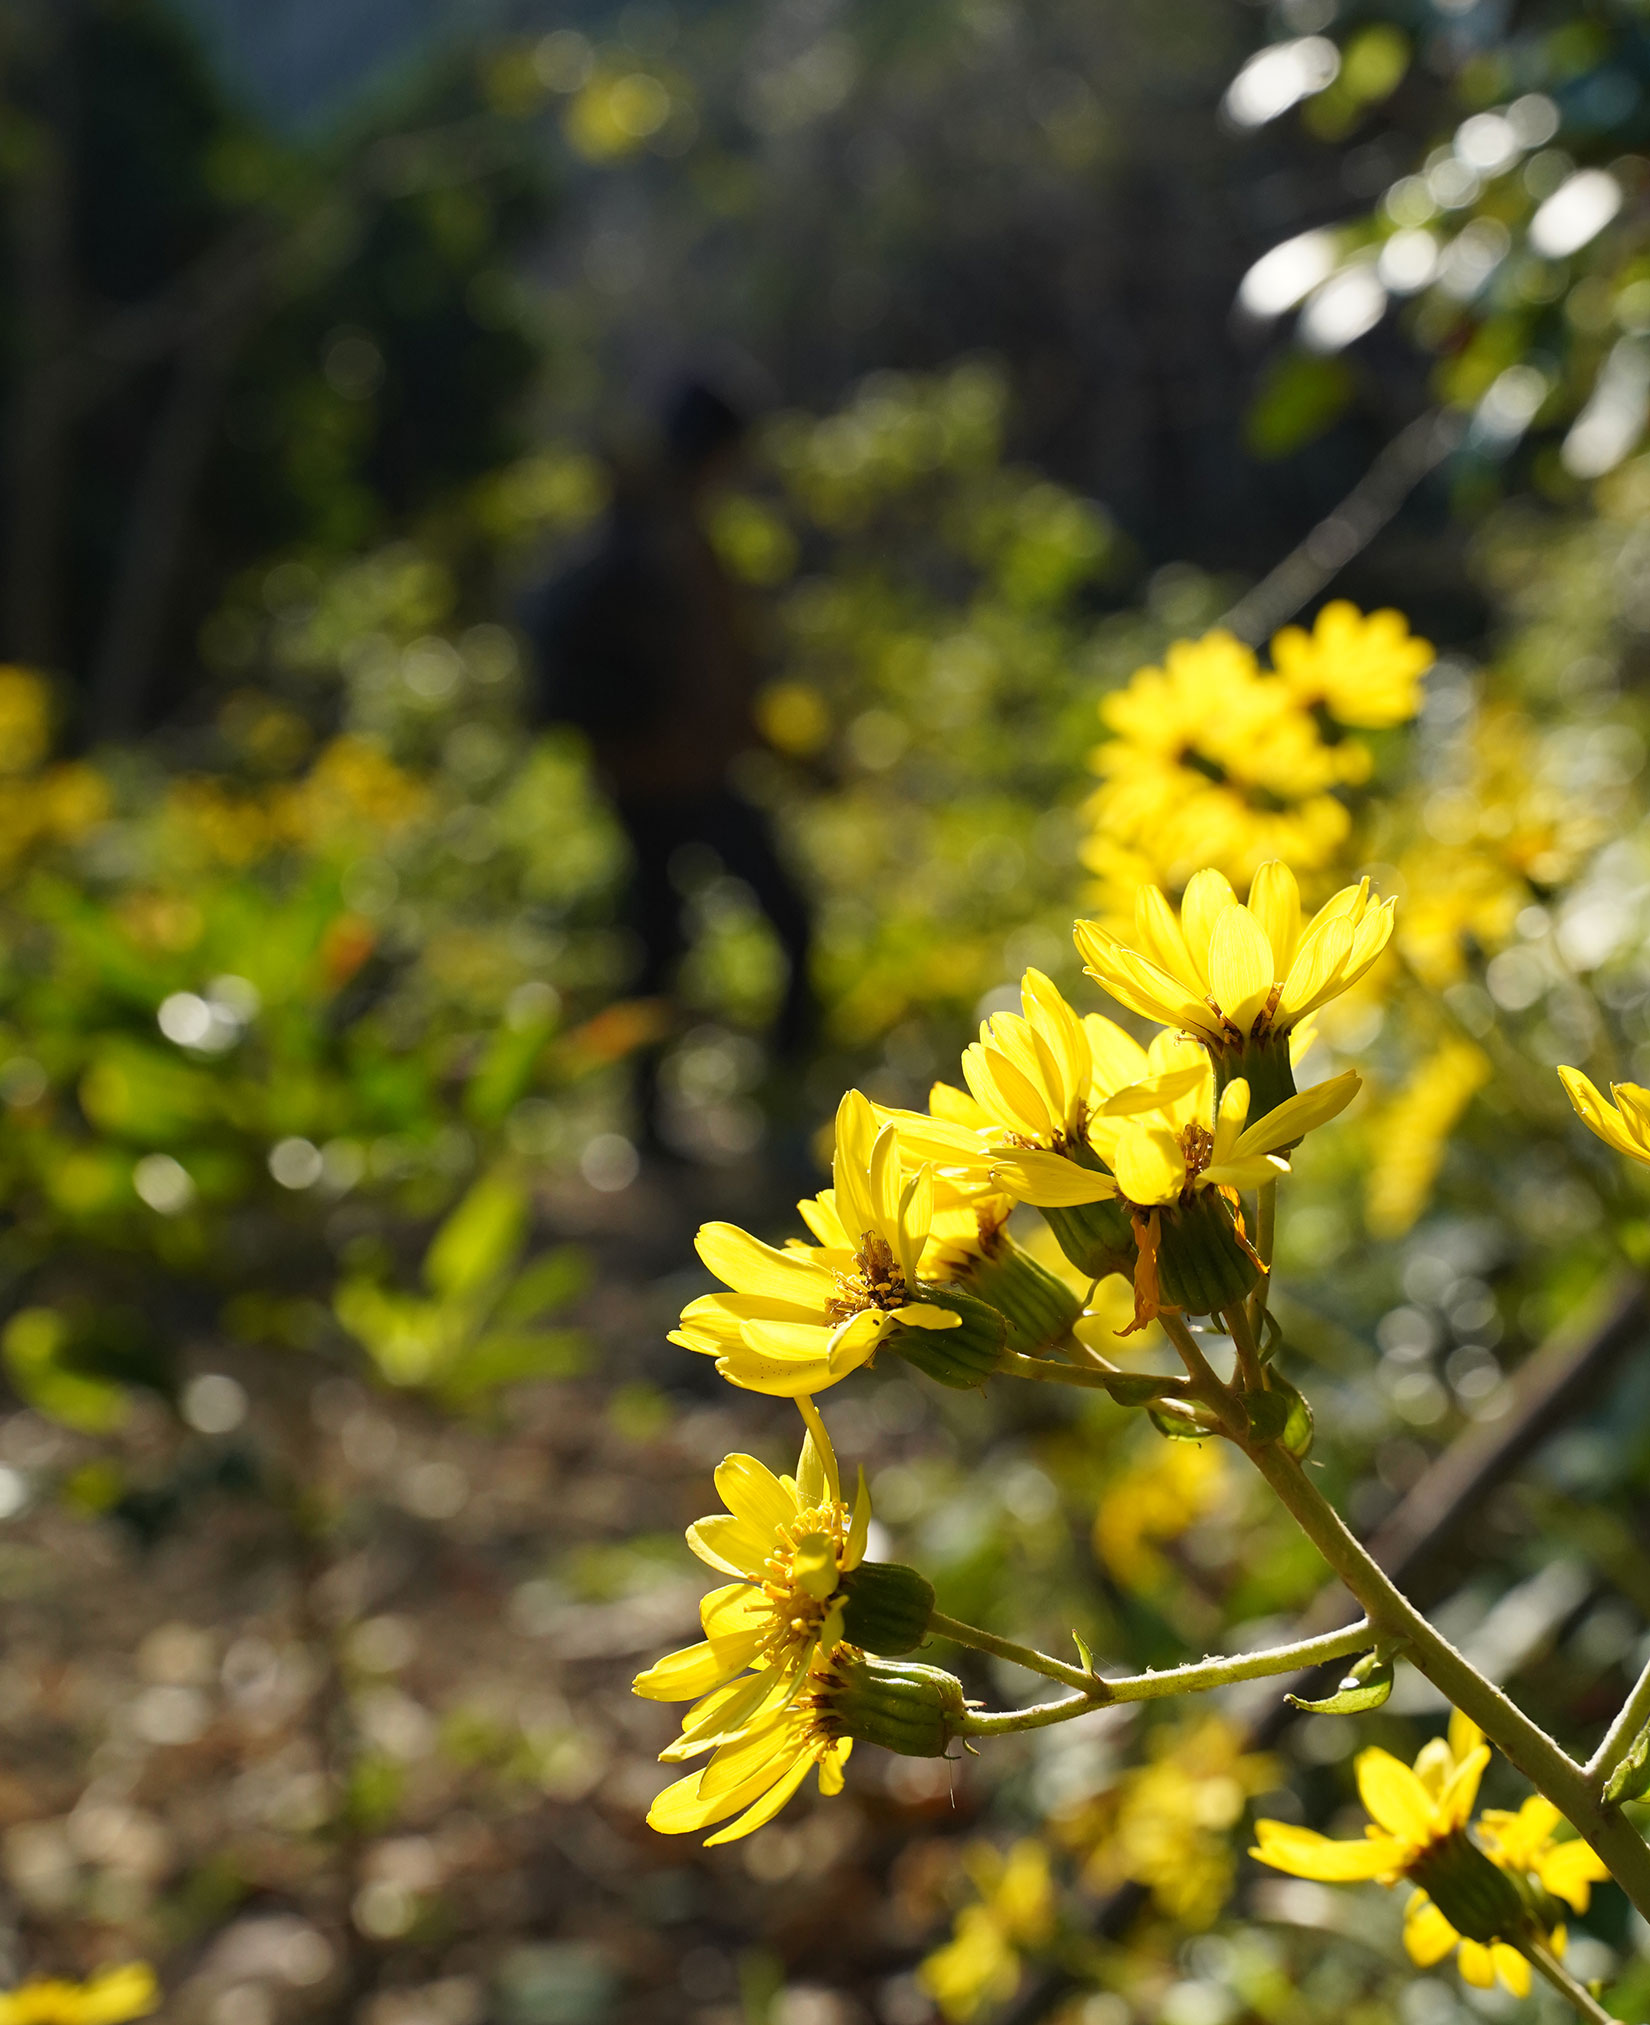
[
  {"x1": 989, "y1": 1150, "x2": 1120, "y2": 1206},
  {"x1": 698, "y1": 1223, "x2": 835, "y2": 1303},
  {"x1": 1231, "y1": 1070, "x2": 1361, "y2": 1157},
  {"x1": 1402, "y1": 1892, "x2": 1460, "y2": 1968},
  {"x1": 704, "y1": 1748, "x2": 814, "y2": 1845},
  {"x1": 1250, "y1": 1821, "x2": 1401, "y2": 1881}
]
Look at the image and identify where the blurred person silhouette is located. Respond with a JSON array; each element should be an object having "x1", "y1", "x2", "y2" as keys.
[{"x1": 526, "y1": 379, "x2": 817, "y2": 1155}]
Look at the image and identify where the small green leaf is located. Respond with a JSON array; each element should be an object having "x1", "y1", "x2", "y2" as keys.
[
  {"x1": 1101, "y1": 1372, "x2": 1191, "y2": 1408},
  {"x1": 1605, "y1": 1726, "x2": 1650, "y2": 1804},
  {"x1": 1241, "y1": 1388, "x2": 1290, "y2": 1444},
  {"x1": 1072, "y1": 1630, "x2": 1098, "y2": 1674},
  {"x1": 1242, "y1": 1374, "x2": 1314, "y2": 1457},
  {"x1": 1288, "y1": 1651, "x2": 1394, "y2": 1715},
  {"x1": 1148, "y1": 1401, "x2": 1221, "y2": 1442}
]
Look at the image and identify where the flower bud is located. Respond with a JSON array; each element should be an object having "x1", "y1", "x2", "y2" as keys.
[
  {"x1": 821, "y1": 1654, "x2": 967, "y2": 1757},
  {"x1": 1155, "y1": 1189, "x2": 1260, "y2": 1316},
  {"x1": 950, "y1": 1231, "x2": 1082, "y2": 1357},
  {"x1": 1406, "y1": 1830, "x2": 1531, "y2": 1948},
  {"x1": 892, "y1": 1284, "x2": 1007, "y2": 1388},
  {"x1": 1041, "y1": 1195, "x2": 1137, "y2": 1283},
  {"x1": 837, "y1": 1559, "x2": 935, "y2": 1655}
]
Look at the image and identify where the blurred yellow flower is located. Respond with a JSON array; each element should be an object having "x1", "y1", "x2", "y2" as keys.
[
  {"x1": 920, "y1": 1840, "x2": 1056, "y2": 2022},
  {"x1": 1270, "y1": 600, "x2": 1433, "y2": 728},
  {"x1": 1558, "y1": 1066, "x2": 1650, "y2": 1166},
  {"x1": 0, "y1": 666, "x2": 54, "y2": 776},
  {"x1": 0, "y1": 1964, "x2": 158, "y2": 2025},
  {"x1": 634, "y1": 1401, "x2": 867, "y2": 1753},
  {"x1": 670, "y1": 1089, "x2": 960, "y2": 1396},
  {"x1": 1062, "y1": 1715, "x2": 1278, "y2": 1927},
  {"x1": 1093, "y1": 1437, "x2": 1224, "y2": 1590},
  {"x1": 1366, "y1": 1040, "x2": 1491, "y2": 1237}
]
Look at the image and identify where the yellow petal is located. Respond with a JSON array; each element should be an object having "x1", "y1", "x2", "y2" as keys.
[
  {"x1": 791, "y1": 1532, "x2": 839, "y2": 1601},
  {"x1": 845, "y1": 1465, "x2": 870, "y2": 1570},
  {"x1": 717, "y1": 1341, "x2": 840, "y2": 1397},
  {"x1": 1277, "y1": 916, "x2": 1353, "y2": 1024},
  {"x1": 1355, "y1": 1747, "x2": 1437, "y2": 1843},
  {"x1": 1491, "y1": 1944, "x2": 1529, "y2": 1997},
  {"x1": 687, "y1": 1514, "x2": 774, "y2": 1578},
  {"x1": 1437, "y1": 1743, "x2": 1488, "y2": 1829},
  {"x1": 1539, "y1": 1838, "x2": 1609, "y2": 1913},
  {"x1": 714, "y1": 1453, "x2": 799, "y2": 1536},
  {"x1": 1250, "y1": 1821, "x2": 1399, "y2": 1880},
  {"x1": 633, "y1": 1636, "x2": 750, "y2": 1702},
  {"x1": 1207, "y1": 905, "x2": 1277, "y2": 1031},
  {"x1": 988, "y1": 1150, "x2": 1119, "y2": 1206},
  {"x1": 1457, "y1": 1940, "x2": 1496, "y2": 1989},
  {"x1": 794, "y1": 1394, "x2": 840, "y2": 1507},
  {"x1": 704, "y1": 1749, "x2": 814, "y2": 1844},
  {"x1": 1181, "y1": 870, "x2": 1238, "y2": 977},
  {"x1": 1112, "y1": 1124, "x2": 1184, "y2": 1207},
  {"x1": 1098, "y1": 1062, "x2": 1208, "y2": 1117},
  {"x1": 1133, "y1": 884, "x2": 1204, "y2": 991},
  {"x1": 892, "y1": 1303, "x2": 963, "y2": 1330},
  {"x1": 1083, "y1": 1013, "x2": 1151, "y2": 1097},
  {"x1": 832, "y1": 1090, "x2": 882, "y2": 1242},
  {"x1": 1231, "y1": 1071, "x2": 1360, "y2": 1158},
  {"x1": 1248, "y1": 861, "x2": 1302, "y2": 974},
  {"x1": 1403, "y1": 1892, "x2": 1459, "y2": 1968},
  {"x1": 897, "y1": 1162, "x2": 935, "y2": 1285},
  {"x1": 817, "y1": 1735, "x2": 852, "y2": 1795},
  {"x1": 697, "y1": 1223, "x2": 832, "y2": 1302}
]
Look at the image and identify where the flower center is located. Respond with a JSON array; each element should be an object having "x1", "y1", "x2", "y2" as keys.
[
  {"x1": 758, "y1": 1503, "x2": 850, "y2": 1659},
  {"x1": 1178, "y1": 1123, "x2": 1214, "y2": 1193},
  {"x1": 826, "y1": 1231, "x2": 909, "y2": 1321}
]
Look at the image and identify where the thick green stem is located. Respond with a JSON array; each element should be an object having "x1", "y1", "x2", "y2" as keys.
[
  {"x1": 1102, "y1": 1619, "x2": 1373, "y2": 1702},
  {"x1": 1588, "y1": 1650, "x2": 1650, "y2": 1799},
  {"x1": 1225, "y1": 1295, "x2": 1267, "y2": 1393},
  {"x1": 1157, "y1": 1312, "x2": 1247, "y2": 1435},
  {"x1": 926, "y1": 1609, "x2": 1107, "y2": 1695},
  {"x1": 959, "y1": 1691, "x2": 1106, "y2": 1736},
  {"x1": 1526, "y1": 1941, "x2": 1618, "y2": 2025},
  {"x1": 1241, "y1": 1436, "x2": 1650, "y2": 1922}
]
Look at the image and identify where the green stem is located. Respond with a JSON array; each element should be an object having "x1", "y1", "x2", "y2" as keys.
[
  {"x1": 959, "y1": 1691, "x2": 1106, "y2": 1737},
  {"x1": 1157, "y1": 1312, "x2": 1247, "y2": 1435},
  {"x1": 1246, "y1": 1179, "x2": 1278, "y2": 1337},
  {"x1": 1526, "y1": 1941, "x2": 1618, "y2": 2025},
  {"x1": 998, "y1": 1347, "x2": 1191, "y2": 1402},
  {"x1": 1225, "y1": 1295, "x2": 1266, "y2": 1393},
  {"x1": 1101, "y1": 1619, "x2": 1373, "y2": 1702},
  {"x1": 1588, "y1": 1650, "x2": 1650, "y2": 1800},
  {"x1": 1241, "y1": 1436, "x2": 1650, "y2": 1923},
  {"x1": 927, "y1": 1609, "x2": 1107, "y2": 1695}
]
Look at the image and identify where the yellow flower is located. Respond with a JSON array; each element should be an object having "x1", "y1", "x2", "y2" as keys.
[
  {"x1": 920, "y1": 1840, "x2": 1056, "y2": 2023},
  {"x1": 670, "y1": 1090, "x2": 962, "y2": 1396},
  {"x1": 1074, "y1": 862, "x2": 1392, "y2": 1101},
  {"x1": 645, "y1": 1645, "x2": 854, "y2": 1846},
  {"x1": 1252, "y1": 1713, "x2": 1582, "y2": 1999},
  {"x1": 0, "y1": 666, "x2": 54, "y2": 776},
  {"x1": 0, "y1": 1965, "x2": 159, "y2": 2025},
  {"x1": 633, "y1": 1400, "x2": 867, "y2": 1747},
  {"x1": 879, "y1": 969, "x2": 1161, "y2": 1209},
  {"x1": 1269, "y1": 601, "x2": 1434, "y2": 728},
  {"x1": 1061, "y1": 1715, "x2": 1279, "y2": 1927},
  {"x1": 1558, "y1": 1066, "x2": 1650, "y2": 1167},
  {"x1": 1093, "y1": 1437, "x2": 1225, "y2": 1591}
]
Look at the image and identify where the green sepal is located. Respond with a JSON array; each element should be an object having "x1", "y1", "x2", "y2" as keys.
[
  {"x1": 1242, "y1": 1372, "x2": 1313, "y2": 1457},
  {"x1": 1288, "y1": 1649, "x2": 1395, "y2": 1715},
  {"x1": 1098, "y1": 1371, "x2": 1192, "y2": 1409},
  {"x1": 1040, "y1": 1170, "x2": 1137, "y2": 1282},
  {"x1": 1605, "y1": 1725, "x2": 1650, "y2": 1804},
  {"x1": 893, "y1": 1283, "x2": 1007, "y2": 1388},
  {"x1": 1210, "y1": 1027, "x2": 1298, "y2": 1119},
  {"x1": 837, "y1": 1560, "x2": 935, "y2": 1655},
  {"x1": 1155, "y1": 1190, "x2": 1260, "y2": 1316},
  {"x1": 1405, "y1": 1829, "x2": 1530, "y2": 1948},
  {"x1": 953, "y1": 1232, "x2": 1082, "y2": 1356}
]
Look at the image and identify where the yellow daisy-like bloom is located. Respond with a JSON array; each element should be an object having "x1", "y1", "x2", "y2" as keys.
[
  {"x1": 1558, "y1": 1066, "x2": 1650, "y2": 1167},
  {"x1": 1253, "y1": 1713, "x2": 1588, "y2": 1999},
  {"x1": 646, "y1": 1643, "x2": 855, "y2": 1846},
  {"x1": 633, "y1": 1399, "x2": 867, "y2": 1753},
  {"x1": 670, "y1": 1089, "x2": 961, "y2": 1397},
  {"x1": 920, "y1": 1840, "x2": 1057, "y2": 2023},
  {"x1": 1074, "y1": 862, "x2": 1393, "y2": 1107},
  {"x1": 0, "y1": 1965, "x2": 159, "y2": 2025},
  {"x1": 1269, "y1": 600, "x2": 1434, "y2": 729}
]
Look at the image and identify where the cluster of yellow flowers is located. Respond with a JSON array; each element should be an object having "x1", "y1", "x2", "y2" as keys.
[
  {"x1": 0, "y1": 668, "x2": 110, "y2": 874},
  {"x1": 0, "y1": 1963, "x2": 157, "y2": 2025},
  {"x1": 1082, "y1": 603, "x2": 1431, "y2": 921},
  {"x1": 636, "y1": 859, "x2": 1388, "y2": 1838}
]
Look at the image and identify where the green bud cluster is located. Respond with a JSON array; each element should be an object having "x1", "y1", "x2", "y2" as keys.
[
  {"x1": 950, "y1": 1230, "x2": 1082, "y2": 1356},
  {"x1": 1042, "y1": 1193, "x2": 1138, "y2": 1283},
  {"x1": 1155, "y1": 1187, "x2": 1260, "y2": 1315},
  {"x1": 892, "y1": 1283, "x2": 1007, "y2": 1387}
]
